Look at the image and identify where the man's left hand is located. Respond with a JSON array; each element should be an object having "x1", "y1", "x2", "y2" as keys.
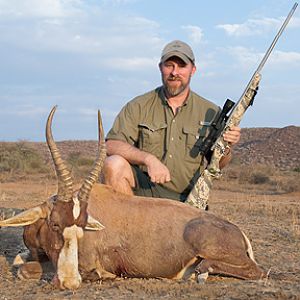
[{"x1": 222, "y1": 126, "x2": 241, "y2": 146}]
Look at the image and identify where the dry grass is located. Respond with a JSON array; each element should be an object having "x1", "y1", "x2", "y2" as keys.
[
  {"x1": 0, "y1": 143, "x2": 95, "y2": 183},
  {"x1": 217, "y1": 163, "x2": 300, "y2": 194},
  {"x1": 66, "y1": 151, "x2": 95, "y2": 180},
  {"x1": 1, "y1": 159, "x2": 299, "y2": 298},
  {"x1": 0, "y1": 142, "x2": 49, "y2": 175},
  {"x1": 1, "y1": 141, "x2": 299, "y2": 236}
]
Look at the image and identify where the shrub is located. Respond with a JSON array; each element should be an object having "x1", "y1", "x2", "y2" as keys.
[
  {"x1": 67, "y1": 152, "x2": 94, "y2": 168},
  {"x1": 293, "y1": 167, "x2": 300, "y2": 173},
  {"x1": 66, "y1": 151, "x2": 95, "y2": 180},
  {"x1": 0, "y1": 143, "x2": 48, "y2": 174},
  {"x1": 249, "y1": 171, "x2": 270, "y2": 184}
]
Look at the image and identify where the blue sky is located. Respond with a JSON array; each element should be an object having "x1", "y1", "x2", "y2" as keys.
[{"x1": 0, "y1": 0, "x2": 299, "y2": 141}]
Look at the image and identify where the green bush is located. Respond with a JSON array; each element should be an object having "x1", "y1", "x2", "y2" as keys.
[{"x1": 0, "y1": 143, "x2": 48, "y2": 174}]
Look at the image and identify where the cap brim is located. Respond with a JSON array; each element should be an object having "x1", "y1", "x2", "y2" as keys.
[{"x1": 160, "y1": 51, "x2": 191, "y2": 65}]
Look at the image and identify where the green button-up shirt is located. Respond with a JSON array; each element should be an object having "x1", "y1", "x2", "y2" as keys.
[{"x1": 106, "y1": 86, "x2": 219, "y2": 194}]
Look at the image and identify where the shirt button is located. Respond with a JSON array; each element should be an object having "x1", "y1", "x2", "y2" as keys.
[
  {"x1": 171, "y1": 137, "x2": 174, "y2": 141},
  {"x1": 169, "y1": 154, "x2": 173, "y2": 158},
  {"x1": 172, "y1": 119, "x2": 175, "y2": 123}
]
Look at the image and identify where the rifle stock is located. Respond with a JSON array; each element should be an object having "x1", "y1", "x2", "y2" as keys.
[{"x1": 186, "y1": 3, "x2": 298, "y2": 210}]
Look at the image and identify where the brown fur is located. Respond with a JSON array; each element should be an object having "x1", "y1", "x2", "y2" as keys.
[
  {"x1": 1, "y1": 106, "x2": 265, "y2": 288},
  {"x1": 13, "y1": 183, "x2": 265, "y2": 287},
  {"x1": 77, "y1": 184, "x2": 265, "y2": 280}
]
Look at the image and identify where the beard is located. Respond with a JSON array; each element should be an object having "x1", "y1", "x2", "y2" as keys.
[{"x1": 162, "y1": 75, "x2": 191, "y2": 97}]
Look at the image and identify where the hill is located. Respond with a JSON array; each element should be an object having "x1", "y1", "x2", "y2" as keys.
[
  {"x1": 234, "y1": 126, "x2": 300, "y2": 170},
  {"x1": 1, "y1": 126, "x2": 299, "y2": 171}
]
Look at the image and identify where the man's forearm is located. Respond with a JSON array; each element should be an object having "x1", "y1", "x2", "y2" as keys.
[{"x1": 106, "y1": 139, "x2": 154, "y2": 166}]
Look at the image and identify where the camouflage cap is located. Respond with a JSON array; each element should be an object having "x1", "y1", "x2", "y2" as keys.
[{"x1": 160, "y1": 40, "x2": 195, "y2": 65}]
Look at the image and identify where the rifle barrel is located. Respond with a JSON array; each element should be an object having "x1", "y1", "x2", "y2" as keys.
[
  {"x1": 231, "y1": 2, "x2": 298, "y2": 116},
  {"x1": 256, "y1": 2, "x2": 298, "y2": 74}
]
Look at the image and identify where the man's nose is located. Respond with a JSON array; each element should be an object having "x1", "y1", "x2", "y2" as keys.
[{"x1": 170, "y1": 65, "x2": 179, "y2": 76}]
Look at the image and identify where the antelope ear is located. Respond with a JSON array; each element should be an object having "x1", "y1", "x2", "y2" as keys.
[
  {"x1": 85, "y1": 215, "x2": 105, "y2": 231},
  {"x1": 0, "y1": 206, "x2": 46, "y2": 227}
]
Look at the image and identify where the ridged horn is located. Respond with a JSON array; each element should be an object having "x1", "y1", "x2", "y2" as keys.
[
  {"x1": 46, "y1": 106, "x2": 73, "y2": 202},
  {"x1": 77, "y1": 110, "x2": 106, "y2": 203}
]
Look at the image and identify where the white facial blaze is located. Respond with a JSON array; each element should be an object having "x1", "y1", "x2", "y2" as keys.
[
  {"x1": 72, "y1": 197, "x2": 80, "y2": 219},
  {"x1": 57, "y1": 225, "x2": 83, "y2": 290}
]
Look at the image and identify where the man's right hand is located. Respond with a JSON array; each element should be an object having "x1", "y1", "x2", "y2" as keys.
[
  {"x1": 106, "y1": 140, "x2": 171, "y2": 184},
  {"x1": 144, "y1": 154, "x2": 171, "y2": 184}
]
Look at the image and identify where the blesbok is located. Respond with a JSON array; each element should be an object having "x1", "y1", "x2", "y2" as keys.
[{"x1": 0, "y1": 107, "x2": 265, "y2": 290}]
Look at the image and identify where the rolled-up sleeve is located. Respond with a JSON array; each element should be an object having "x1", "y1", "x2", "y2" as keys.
[{"x1": 106, "y1": 101, "x2": 140, "y2": 146}]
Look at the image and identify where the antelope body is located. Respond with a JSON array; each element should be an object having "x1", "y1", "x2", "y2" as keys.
[{"x1": 0, "y1": 107, "x2": 265, "y2": 290}]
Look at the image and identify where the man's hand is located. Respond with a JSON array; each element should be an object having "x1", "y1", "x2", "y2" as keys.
[
  {"x1": 144, "y1": 154, "x2": 171, "y2": 184},
  {"x1": 222, "y1": 126, "x2": 241, "y2": 146}
]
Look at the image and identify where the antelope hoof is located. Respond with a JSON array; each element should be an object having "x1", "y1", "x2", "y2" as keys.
[
  {"x1": 17, "y1": 261, "x2": 43, "y2": 280},
  {"x1": 196, "y1": 271, "x2": 208, "y2": 284}
]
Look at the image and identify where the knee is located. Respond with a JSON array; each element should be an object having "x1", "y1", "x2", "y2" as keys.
[
  {"x1": 103, "y1": 155, "x2": 130, "y2": 174},
  {"x1": 103, "y1": 155, "x2": 135, "y2": 189}
]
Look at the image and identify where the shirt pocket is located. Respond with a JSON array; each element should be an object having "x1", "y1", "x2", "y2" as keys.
[
  {"x1": 138, "y1": 123, "x2": 167, "y2": 156},
  {"x1": 183, "y1": 125, "x2": 206, "y2": 162}
]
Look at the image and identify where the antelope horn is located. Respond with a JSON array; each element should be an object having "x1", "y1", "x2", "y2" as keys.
[
  {"x1": 46, "y1": 106, "x2": 73, "y2": 202},
  {"x1": 77, "y1": 110, "x2": 106, "y2": 203}
]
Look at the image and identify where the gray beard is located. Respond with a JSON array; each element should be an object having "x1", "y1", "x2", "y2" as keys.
[
  {"x1": 162, "y1": 76, "x2": 191, "y2": 98},
  {"x1": 164, "y1": 81, "x2": 186, "y2": 97}
]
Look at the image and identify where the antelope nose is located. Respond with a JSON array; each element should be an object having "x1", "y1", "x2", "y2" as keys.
[
  {"x1": 61, "y1": 276, "x2": 82, "y2": 290},
  {"x1": 52, "y1": 274, "x2": 81, "y2": 290}
]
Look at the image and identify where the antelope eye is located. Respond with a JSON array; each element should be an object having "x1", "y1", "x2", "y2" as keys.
[{"x1": 50, "y1": 222, "x2": 61, "y2": 231}]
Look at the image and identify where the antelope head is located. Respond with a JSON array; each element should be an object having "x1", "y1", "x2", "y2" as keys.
[{"x1": 0, "y1": 106, "x2": 106, "y2": 289}]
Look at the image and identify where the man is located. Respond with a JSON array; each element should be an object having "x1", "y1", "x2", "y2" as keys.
[{"x1": 104, "y1": 40, "x2": 240, "y2": 202}]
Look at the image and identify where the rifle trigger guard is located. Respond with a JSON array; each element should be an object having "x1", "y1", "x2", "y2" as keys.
[{"x1": 216, "y1": 144, "x2": 228, "y2": 155}]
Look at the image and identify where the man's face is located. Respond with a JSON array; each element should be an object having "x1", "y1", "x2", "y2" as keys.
[{"x1": 160, "y1": 56, "x2": 196, "y2": 98}]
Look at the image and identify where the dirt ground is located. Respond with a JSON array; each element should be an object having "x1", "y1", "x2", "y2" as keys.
[{"x1": 0, "y1": 179, "x2": 299, "y2": 300}]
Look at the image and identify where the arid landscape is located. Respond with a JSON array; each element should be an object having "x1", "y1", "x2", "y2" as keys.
[{"x1": 0, "y1": 126, "x2": 299, "y2": 299}]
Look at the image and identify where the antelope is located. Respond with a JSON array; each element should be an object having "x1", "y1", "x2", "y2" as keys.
[{"x1": 0, "y1": 107, "x2": 265, "y2": 290}]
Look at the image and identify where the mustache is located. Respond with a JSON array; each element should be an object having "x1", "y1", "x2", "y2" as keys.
[{"x1": 167, "y1": 75, "x2": 181, "y2": 81}]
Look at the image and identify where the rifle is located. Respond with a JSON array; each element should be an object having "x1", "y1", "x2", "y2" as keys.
[{"x1": 186, "y1": 2, "x2": 298, "y2": 210}]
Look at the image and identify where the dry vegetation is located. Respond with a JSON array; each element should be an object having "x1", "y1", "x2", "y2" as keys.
[
  {"x1": 0, "y1": 129, "x2": 299, "y2": 299},
  {"x1": 217, "y1": 159, "x2": 300, "y2": 194},
  {"x1": 0, "y1": 142, "x2": 94, "y2": 184},
  {"x1": 1, "y1": 140, "x2": 299, "y2": 194}
]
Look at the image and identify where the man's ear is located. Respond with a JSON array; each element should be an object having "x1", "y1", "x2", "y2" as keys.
[
  {"x1": 85, "y1": 215, "x2": 105, "y2": 231},
  {"x1": 158, "y1": 62, "x2": 163, "y2": 71},
  {"x1": 191, "y1": 64, "x2": 197, "y2": 76}
]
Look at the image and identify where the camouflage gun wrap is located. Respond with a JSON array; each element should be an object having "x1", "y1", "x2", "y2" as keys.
[{"x1": 186, "y1": 2, "x2": 298, "y2": 210}]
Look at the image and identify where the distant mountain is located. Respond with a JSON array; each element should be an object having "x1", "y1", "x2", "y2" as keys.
[
  {"x1": 234, "y1": 126, "x2": 300, "y2": 170},
  {"x1": 1, "y1": 126, "x2": 299, "y2": 171}
]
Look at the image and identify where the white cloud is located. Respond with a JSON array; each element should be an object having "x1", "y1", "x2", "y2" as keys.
[
  {"x1": 0, "y1": 0, "x2": 82, "y2": 18},
  {"x1": 226, "y1": 46, "x2": 261, "y2": 66},
  {"x1": 270, "y1": 50, "x2": 300, "y2": 65},
  {"x1": 0, "y1": 1, "x2": 162, "y2": 59},
  {"x1": 217, "y1": 17, "x2": 282, "y2": 37},
  {"x1": 103, "y1": 56, "x2": 158, "y2": 71},
  {"x1": 181, "y1": 25, "x2": 204, "y2": 44},
  {"x1": 0, "y1": 104, "x2": 48, "y2": 116},
  {"x1": 101, "y1": 0, "x2": 139, "y2": 5},
  {"x1": 288, "y1": 16, "x2": 300, "y2": 28},
  {"x1": 78, "y1": 107, "x2": 118, "y2": 119},
  {"x1": 224, "y1": 47, "x2": 300, "y2": 69}
]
